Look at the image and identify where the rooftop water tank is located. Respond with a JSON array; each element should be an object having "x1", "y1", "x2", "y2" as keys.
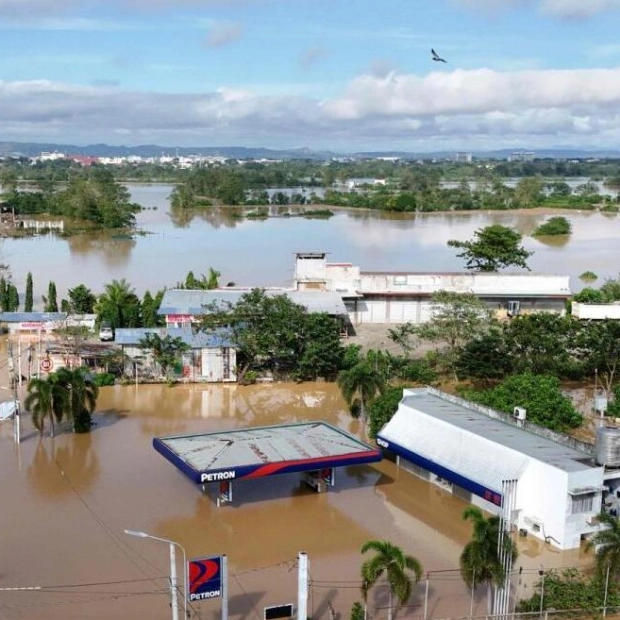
[{"x1": 595, "y1": 427, "x2": 620, "y2": 467}]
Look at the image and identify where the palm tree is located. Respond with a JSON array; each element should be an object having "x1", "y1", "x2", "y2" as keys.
[
  {"x1": 361, "y1": 539, "x2": 423, "y2": 620},
  {"x1": 338, "y1": 360, "x2": 385, "y2": 420},
  {"x1": 54, "y1": 367, "x2": 99, "y2": 434},
  {"x1": 588, "y1": 512, "x2": 620, "y2": 580},
  {"x1": 460, "y1": 507, "x2": 518, "y2": 616},
  {"x1": 95, "y1": 278, "x2": 140, "y2": 330},
  {"x1": 25, "y1": 376, "x2": 62, "y2": 438}
]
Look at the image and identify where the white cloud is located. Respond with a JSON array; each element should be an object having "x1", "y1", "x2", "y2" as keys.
[
  {"x1": 455, "y1": 0, "x2": 620, "y2": 18},
  {"x1": 540, "y1": 0, "x2": 620, "y2": 18},
  {"x1": 204, "y1": 22, "x2": 244, "y2": 48},
  {"x1": 3, "y1": 66, "x2": 620, "y2": 149}
]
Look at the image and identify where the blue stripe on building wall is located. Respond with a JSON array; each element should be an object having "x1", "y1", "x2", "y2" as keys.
[{"x1": 376, "y1": 435, "x2": 503, "y2": 506}]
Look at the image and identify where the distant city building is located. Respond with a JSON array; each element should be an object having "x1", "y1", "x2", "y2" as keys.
[
  {"x1": 508, "y1": 151, "x2": 535, "y2": 162},
  {"x1": 454, "y1": 151, "x2": 473, "y2": 163}
]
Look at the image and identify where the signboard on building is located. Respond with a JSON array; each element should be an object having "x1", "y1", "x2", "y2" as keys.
[{"x1": 188, "y1": 556, "x2": 222, "y2": 601}]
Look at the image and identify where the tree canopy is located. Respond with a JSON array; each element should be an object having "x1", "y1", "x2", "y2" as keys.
[{"x1": 448, "y1": 224, "x2": 532, "y2": 271}]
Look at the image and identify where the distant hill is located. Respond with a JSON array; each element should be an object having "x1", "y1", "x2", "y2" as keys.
[{"x1": 1, "y1": 141, "x2": 620, "y2": 161}]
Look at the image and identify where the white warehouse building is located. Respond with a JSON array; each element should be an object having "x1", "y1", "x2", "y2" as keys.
[{"x1": 376, "y1": 388, "x2": 620, "y2": 550}]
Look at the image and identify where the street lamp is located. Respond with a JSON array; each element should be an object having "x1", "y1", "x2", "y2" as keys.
[{"x1": 124, "y1": 529, "x2": 188, "y2": 620}]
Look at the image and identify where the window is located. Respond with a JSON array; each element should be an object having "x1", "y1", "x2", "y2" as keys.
[
  {"x1": 572, "y1": 493, "x2": 594, "y2": 514},
  {"x1": 507, "y1": 300, "x2": 521, "y2": 316},
  {"x1": 393, "y1": 275, "x2": 407, "y2": 286}
]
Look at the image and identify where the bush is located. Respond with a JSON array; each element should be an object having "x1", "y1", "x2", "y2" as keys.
[
  {"x1": 92, "y1": 372, "x2": 116, "y2": 387},
  {"x1": 533, "y1": 216, "x2": 572, "y2": 236},
  {"x1": 351, "y1": 602, "x2": 364, "y2": 620},
  {"x1": 461, "y1": 373, "x2": 583, "y2": 431}
]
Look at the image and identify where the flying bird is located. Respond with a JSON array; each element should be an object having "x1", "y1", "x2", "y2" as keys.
[{"x1": 431, "y1": 49, "x2": 447, "y2": 63}]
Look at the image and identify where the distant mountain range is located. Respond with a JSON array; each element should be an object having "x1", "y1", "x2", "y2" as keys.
[{"x1": 1, "y1": 141, "x2": 620, "y2": 161}]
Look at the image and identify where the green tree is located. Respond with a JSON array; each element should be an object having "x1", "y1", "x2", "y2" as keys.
[
  {"x1": 53, "y1": 366, "x2": 99, "y2": 433},
  {"x1": 44, "y1": 281, "x2": 58, "y2": 312},
  {"x1": 0, "y1": 276, "x2": 6, "y2": 310},
  {"x1": 296, "y1": 312, "x2": 345, "y2": 381},
  {"x1": 95, "y1": 279, "x2": 141, "y2": 330},
  {"x1": 462, "y1": 373, "x2": 582, "y2": 431},
  {"x1": 141, "y1": 290, "x2": 165, "y2": 327},
  {"x1": 6, "y1": 282, "x2": 19, "y2": 311},
  {"x1": 360, "y1": 540, "x2": 423, "y2": 620},
  {"x1": 25, "y1": 272, "x2": 33, "y2": 312},
  {"x1": 448, "y1": 224, "x2": 532, "y2": 271},
  {"x1": 367, "y1": 386, "x2": 403, "y2": 438},
  {"x1": 588, "y1": 512, "x2": 620, "y2": 580},
  {"x1": 139, "y1": 333, "x2": 190, "y2": 378},
  {"x1": 67, "y1": 284, "x2": 97, "y2": 314},
  {"x1": 338, "y1": 360, "x2": 385, "y2": 420},
  {"x1": 25, "y1": 376, "x2": 63, "y2": 438},
  {"x1": 456, "y1": 327, "x2": 511, "y2": 382},
  {"x1": 533, "y1": 216, "x2": 572, "y2": 236},
  {"x1": 460, "y1": 507, "x2": 518, "y2": 616},
  {"x1": 413, "y1": 291, "x2": 491, "y2": 379},
  {"x1": 514, "y1": 176, "x2": 543, "y2": 208}
]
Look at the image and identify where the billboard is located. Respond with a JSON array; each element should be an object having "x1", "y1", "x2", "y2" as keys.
[{"x1": 188, "y1": 556, "x2": 222, "y2": 601}]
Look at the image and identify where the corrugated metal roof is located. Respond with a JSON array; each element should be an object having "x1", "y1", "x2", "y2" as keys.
[
  {"x1": 158, "y1": 288, "x2": 348, "y2": 316},
  {"x1": 380, "y1": 389, "x2": 596, "y2": 489},
  {"x1": 114, "y1": 326, "x2": 234, "y2": 348},
  {"x1": 0, "y1": 312, "x2": 67, "y2": 322},
  {"x1": 157, "y1": 422, "x2": 376, "y2": 472}
]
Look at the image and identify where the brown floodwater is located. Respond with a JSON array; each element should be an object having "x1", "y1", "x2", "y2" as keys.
[
  {"x1": 0, "y1": 375, "x2": 594, "y2": 620},
  {"x1": 3, "y1": 184, "x2": 620, "y2": 304}
]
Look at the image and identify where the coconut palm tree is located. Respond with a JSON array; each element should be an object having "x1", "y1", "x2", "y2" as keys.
[
  {"x1": 588, "y1": 512, "x2": 620, "y2": 580},
  {"x1": 338, "y1": 360, "x2": 385, "y2": 420},
  {"x1": 95, "y1": 278, "x2": 141, "y2": 330},
  {"x1": 360, "y1": 539, "x2": 423, "y2": 620},
  {"x1": 460, "y1": 507, "x2": 518, "y2": 616},
  {"x1": 54, "y1": 367, "x2": 99, "y2": 434},
  {"x1": 25, "y1": 376, "x2": 62, "y2": 438}
]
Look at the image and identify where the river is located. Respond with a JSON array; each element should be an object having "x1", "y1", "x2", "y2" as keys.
[{"x1": 1, "y1": 183, "x2": 620, "y2": 302}]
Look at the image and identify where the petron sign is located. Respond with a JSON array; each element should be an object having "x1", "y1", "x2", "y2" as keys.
[{"x1": 188, "y1": 556, "x2": 222, "y2": 601}]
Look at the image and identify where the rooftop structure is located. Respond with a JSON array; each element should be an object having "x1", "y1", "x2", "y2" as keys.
[{"x1": 154, "y1": 422, "x2": 382, "y2": 505}]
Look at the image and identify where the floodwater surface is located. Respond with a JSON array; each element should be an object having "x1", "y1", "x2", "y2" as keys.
[
  {"x1": 2, "y1": 184, "x2": 620, "y2": 300},
  {"x1": 0, "y1": 378, "x2": 593, "y2": 620}
]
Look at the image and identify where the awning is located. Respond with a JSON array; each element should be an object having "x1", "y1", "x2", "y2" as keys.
[{"x1": 568, "y1": 486, "x2": 606, "y2": 496}]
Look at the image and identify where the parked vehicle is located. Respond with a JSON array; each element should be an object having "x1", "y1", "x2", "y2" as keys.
[{"x1": 99, "y1": 324, "x2": 114, "y2": 341}]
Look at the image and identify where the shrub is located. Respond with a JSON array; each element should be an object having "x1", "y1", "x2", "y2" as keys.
[
  {"x1": 533, "y1": 216, "x2": 572, "y2": 236},
  {"x1": 92, "y1": 372, "x2": 116, "y2": 387}
]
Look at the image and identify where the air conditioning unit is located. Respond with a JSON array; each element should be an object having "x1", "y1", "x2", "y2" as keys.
[
  {"x1": 514, "y1": 407, "x2": 527, "y2": 421},
  {"x1": 586, "y1": 515, "x2": 600, "y2": 526}
]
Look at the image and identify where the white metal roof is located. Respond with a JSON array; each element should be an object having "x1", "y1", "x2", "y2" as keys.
[
  {"x1": 158, "y1": 422, "x2": 375, "y2": 472},
  {"x1": 379, "y1": 388, "x2": 598, "y2": 492}
]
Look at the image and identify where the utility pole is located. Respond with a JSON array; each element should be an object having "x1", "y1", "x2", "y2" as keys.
[{"x1": 298, "y1": 552, "x2": 308, "y2": 620}]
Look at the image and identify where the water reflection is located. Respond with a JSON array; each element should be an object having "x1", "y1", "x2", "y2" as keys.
[
  {"x1": 27, "y1": 434, "x2": 100, "y2": 498},
  {"x1": 168, "y1": 206, "x2": 243, "y2": 229},
  {"x1": 66, "y1": 232, "x2": 137, "y2": 266}
]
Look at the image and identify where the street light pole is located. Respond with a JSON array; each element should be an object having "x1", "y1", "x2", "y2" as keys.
[{"x1": 124, "y1": 529, "x2": 188, "y2": 620}]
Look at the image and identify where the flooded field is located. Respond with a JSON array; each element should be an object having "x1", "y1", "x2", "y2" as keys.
[
  {"x1": 0, "y1": 379, "x2": 593, "y2": 620},
  {"x1": 3, "y1": 184, "x2": 620, "y2": 302}
]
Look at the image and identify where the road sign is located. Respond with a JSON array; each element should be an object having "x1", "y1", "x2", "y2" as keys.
[
  {"x1": 188, "y1": 556, "x2": 222, "y2": 601},
  {"x1": 40, "y1": 358, "x2": 53, "y2": 372}
]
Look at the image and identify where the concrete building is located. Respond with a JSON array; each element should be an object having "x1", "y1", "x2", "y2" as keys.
[
  {"x1": 572, "y1": 302, "x2": 620, "y2": 320},
  {"x1": 114, "y1": 327, "x2": 237, "y2": 383},
  {"x1": 376, "y1": 387, "x2": 620, "y2": 550},
  {"x1": 293, "y1": 252, "x2": 571, "y2": 325}
]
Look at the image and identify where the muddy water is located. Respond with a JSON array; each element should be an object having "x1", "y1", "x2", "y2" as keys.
[
  {"x1": 0, "y1": 381, "x2": 593, "y2": 620},
  {"x1": 4, "y1": 183, "x2": 620, "y2": 301}
]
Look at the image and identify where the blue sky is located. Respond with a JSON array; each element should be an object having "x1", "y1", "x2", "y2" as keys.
[{"x1": 1, "y1": 0, "x2": 620, "y2": 151}]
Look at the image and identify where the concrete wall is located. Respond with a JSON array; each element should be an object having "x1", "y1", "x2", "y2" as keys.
[{"x1": 572, "y1": 302, "x2": 620, "y2": 320}]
